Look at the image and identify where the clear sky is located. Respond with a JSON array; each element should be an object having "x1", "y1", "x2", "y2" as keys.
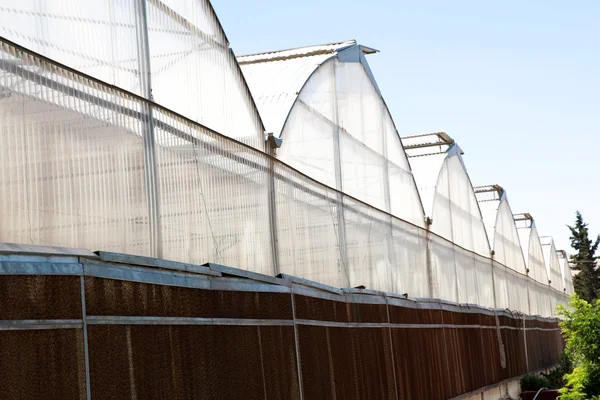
[{"x1": 212, "y1": 0, "x2": 600, "y2": 252}]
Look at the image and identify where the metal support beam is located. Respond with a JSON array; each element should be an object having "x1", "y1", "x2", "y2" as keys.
[{"x1": 134, "y1": 0, "x2": 162, "y2": 258}]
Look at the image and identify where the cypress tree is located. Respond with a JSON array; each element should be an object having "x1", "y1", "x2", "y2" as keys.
[{"x1": 568, "y1": 211, "x2": 600, "y2": 303}]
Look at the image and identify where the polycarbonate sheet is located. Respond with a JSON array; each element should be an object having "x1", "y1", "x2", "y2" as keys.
[
  {"x1": 501, "y1": 263, "x2": 529, "y2": 313},
  {"x1": 0, "y1": 41, "x2": 150, "y2": 254},
  {"x1": 430, "y1": 155, "x2": 490, "y2": 257},
  {"x1": 0, "y1": 0, "x2": 141, "y2": 94},
  {"x1": 428, "y1": 234, "x2": 458, "y2": 302},
  {"x1": 0, "y1": 36, "x2": 569, "y2": 318},
  {"x1": 454, "y1": 246, "x2": 479, "y2": 304},
  {"x1": 344, "y1": 197, "x2": 392, "y2": 291},
  {"x1": 494, "y1": 198, "x2": 527, "y2": 274},
  {"x1": 558, "y1": 252, "x2": 575, "y2": 295},
  {"x1": 519, "y1": 224, "x2": 549, "y2": 286},
  {"x1": 277, "y1": 57, "x2": 424, "y2": 228},
  {"x1": 273, "y1": 164, "x2": 347, "y2": 288},
  {"x1": 541, "y1": 239, "x2": 563, "y2": 292},
  {"x1": 390, "y1": 219, "x2": 429, "y2": 298},
  {"x1": 152, "y1": 109, "x2": 273, "y2": 274},
  {"x1": 475, "y1": 253, "x2": 495, "y2": 308},
  {"x1": 145, "y1": 0, "x2": 264, "y2": 147},
  {"x1": 493, "y1": 264, "x2": 511, "y2": 310},
  {"x1": 528, "y1": 280, "x2": 554, "y2": 317}
]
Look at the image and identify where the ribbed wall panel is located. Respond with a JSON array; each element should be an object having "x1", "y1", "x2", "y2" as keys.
[{"x1": 0, "y1": 36, "x2": 568, "y2": 316}]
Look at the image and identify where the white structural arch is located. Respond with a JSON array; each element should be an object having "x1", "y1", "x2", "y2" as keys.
[
  {"x1": 402, "y1": 133, "x2": 493, "y2": 306},
  {"x1": 474, "y1": 185, "x2": 527, "y2": 274},
  {"x1": 0, "y1": 0, "x2": 265, "y2": 148},
  {"x1": 541, "y1": 237, "x2": 563, "y2": 292},
  {"x1": 238, "y1": 40, "x2": 425, "y2": 227},
  {"x1": 515, "y1": 214, "x2": 554, "y2": 316},
  {"x1": 474, "y1": 185, "x2": 529, "y2": 312},
  {"x1": 557, "y1": 250, "x2": 575, "y2": 295}
]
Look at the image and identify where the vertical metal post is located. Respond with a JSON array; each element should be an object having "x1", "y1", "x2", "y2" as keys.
[
  {"x1": 425, "y1": 219, "x2": 434, "y2": 298},
  {"x1": 80, "y1": 275, "x2": 92, "y2": 400},
  {"x1": 134, "y1": 0, "x2": 161, "y2": 258},
  {"x1": 266, "y1": 136, "x2": 280, "y2": 275},
  {"x1": 330, "y1": 60, "x2": 350, "y2": 286},
  {"x1": 490, "y1": 254, "x2": 498, "y2": 309},
  {"x1": 290, "y1": 287, "x2": 304, "y2": 400}
]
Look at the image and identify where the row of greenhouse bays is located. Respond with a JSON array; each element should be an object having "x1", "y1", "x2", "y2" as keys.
[{"x1": 0, "y1": 1, "x2": 569, "y2": 317}]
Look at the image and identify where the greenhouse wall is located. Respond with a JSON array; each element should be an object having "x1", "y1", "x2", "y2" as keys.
[
  {"x1": 0, "y1": 35, "x2": 568, "y2": 317},
  {"x1": 0, "y1": 0, "x2": 264, "y2": 148}
]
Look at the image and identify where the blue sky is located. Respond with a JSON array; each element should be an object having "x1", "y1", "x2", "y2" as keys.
[{"x1": 212, "y1": 0, "x2": 600, "y2": 252}]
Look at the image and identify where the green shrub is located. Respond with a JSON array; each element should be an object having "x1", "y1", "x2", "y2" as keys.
[
  {"x1": 557, "y1": 295, "x2": 600, "y2": 399},
  {"x1": 521, "y1": 374, "x2": 550, "y2": 392},
  {"x1": 543, "y1": 352, "x2": 573, "y2": 389}
]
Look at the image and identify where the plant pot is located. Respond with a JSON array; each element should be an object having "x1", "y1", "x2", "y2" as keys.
[{"x1": 520, "y1": 390, "x2": 560, "y2": 400}]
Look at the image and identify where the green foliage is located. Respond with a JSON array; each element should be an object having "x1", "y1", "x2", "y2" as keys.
[
  {"x1": 568, "y1": 211, "x2": 600, "y2": 303},
  {"x1": 557, "y1": 295, "x2": 600, "y2": 399},
  {"x1": 542, "y1": 352, "x2": 573, "y2": 389},
  {"x1": 521, "y1": 374, "x2": 550, "y2": 391}
]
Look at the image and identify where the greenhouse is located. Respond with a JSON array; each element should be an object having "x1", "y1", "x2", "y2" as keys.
[
  {"x1": 514, "y1": 213, "x2": 555, "y2": 316},
  {"x1": 402, "y1": 133, "x2": 493, "y2": 306},
  {"x1": 475, "y1": 184, "x2": 529, "y2": 311},
  {"x1": 557, "y1": 249, "x2": 575, "y2": 294},
  {"x1": 0, "y1": 1, "x2": 568, "y2": 316},
  {"x1": 0, "y1": 1, "x2": 577, "y2": 398}
]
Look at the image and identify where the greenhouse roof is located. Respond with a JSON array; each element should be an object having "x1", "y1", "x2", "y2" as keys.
[{"x1": 237, "y1": 40, "x2": 377, "y2": 137}]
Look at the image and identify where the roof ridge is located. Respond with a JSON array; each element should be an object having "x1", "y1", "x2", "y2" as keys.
[{"x1": 237, "y1": 40, "x2": 356, "y2": 65}]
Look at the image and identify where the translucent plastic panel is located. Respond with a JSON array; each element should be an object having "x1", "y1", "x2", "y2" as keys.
[
  {"x1": 503, "y1": 264, "x2": 529, "y2": 313},
  {"x1": 431, "y1": 155, "x2": 490, "y2": 257},
  {"x1": 428, "y1": 234, "x2": 458, "y2": 302},
  {"x1": 541, "y1": 240, "x2": 563, "y2": 292},
  {"x1": 475, "y1": 255, "x2": 495, "y2": 308},
  {"x1": 152, "y1": 109, "x2": 273, "y2": 274},
  {"x1": 339, "y1": 131, "x2": 387, "y2": 211},
  {"x1": 528, "y1": 280, "x2": 554, "y2": 317},
  {"x1": 520, "y1": 224, "x2": 549, "y2": 286},
  {"x1": 279, "y1": 57, "x2": 424, "y2": 227},
  {"x1": 494, "y1": 198, "x2": 527, "y2": 274},
  {"x1": 0, "y1": 0, "x2": 140, "y2": 94},
  {"x1": 334, "y1": 61, "x2": 384, "y2": 155},
  {"x1": 390, "y1": 219, "x2": 429, "y2": 298},
  {"x1": 274, "y1": 164, "x2": 347, "y2": 288},
  {"x1": 454, "y1": 246, "x2": 479, "y2": 304},
  {"x1": 493, "y1": 264, "x2": 511, "y2": 310},
  {"x1": 558, "y1": 254, "x2": 575, "y2": 295},
  {"x1": 0, "y1": 43, "x2": 150, "y2": 254},
  {"x1": 145, "y1": 0, "x2": 263, "y2": 147},
  {"x1": 277, "y1": 100, "x2": 337, "y2": 189},
  {"x1": 344, "y1": 198, "x2": 392, "y2": 291},
  {"x1": 278, "y1": 60, "x2": 337, "y2": 189}
]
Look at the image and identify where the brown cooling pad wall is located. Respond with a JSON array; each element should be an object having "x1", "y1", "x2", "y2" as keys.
[{"x1": 0, "y1": 329, "x2": 86, "y2": 400}]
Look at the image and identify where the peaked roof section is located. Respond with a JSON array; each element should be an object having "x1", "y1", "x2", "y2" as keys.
[
  {"x1": 541, "y1": 236, "x2": 563, "y2": 292},
  {"x1": 237, "y1": 40, "x2": 376, "y2": 137},
  {"x1": 401, "y1": 132, "x2": 464, "y2": 217},
  {"x1": 474, "y1": 184, "x2": 527, "y2": 274}
]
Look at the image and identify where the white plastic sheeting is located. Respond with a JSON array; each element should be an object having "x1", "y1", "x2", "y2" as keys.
[
  {"x1": 0, "y1": 32, "x2": 569, "y2": 316},
  {"x1": 557, "y1": 250, "x2": 575, "y2": 295},
  {"x1": 404, "y1": 135, "x2": 492, "y2": 306},
  {"x1": 239, "y1": 42, "x2": 425, "y2": 228},
  {"x1": 475, "y1": 186, "x2": 527, "y2": 275},
  {"x1": 0, "y1": 0, "x2": 264, "y2": 148},
  {"x1": 541, "y1": 237, "x2": 563, "y2": 293},
  {"x1": 515, "y1": 215, "x2": 556, "y2": 316}
]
